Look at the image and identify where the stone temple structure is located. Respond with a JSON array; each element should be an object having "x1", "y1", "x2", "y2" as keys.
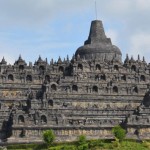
[{"x1": 0, "y1": 20, "x2": 149, "y2": 143}]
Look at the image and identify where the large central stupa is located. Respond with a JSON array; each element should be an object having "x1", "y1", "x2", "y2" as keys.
[{"x1": 75, "y1": 20, "x2": 122, "y2": 61}]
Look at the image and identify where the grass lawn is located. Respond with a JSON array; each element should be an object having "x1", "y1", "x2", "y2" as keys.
[{"x1": 6, "y1": 139, "x2": 150, "y2": 150}]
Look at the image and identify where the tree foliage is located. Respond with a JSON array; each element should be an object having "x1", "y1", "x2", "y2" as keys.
[
  {"x1": 78, "y1": 135, "x2": 87, "y2": 145},
  {"x1": 43, "y1": 130, "x2": 55, "y2": 146},
  {"x1": 112, "y1": 125, "x2": 126, "y2": 142},
  {"x1": 77, "y1": 135, "x2": 88, "y2": 150}
]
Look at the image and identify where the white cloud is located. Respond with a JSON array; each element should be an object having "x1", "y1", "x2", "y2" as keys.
[
  {"x1": 0, "y1": 44, "x2": 16, "y2": 64},
  {"x1": 136, "y1": 0, "x2": 150, "y2": 10},
  {"x1": 0, "y1": 0, "x2": 91, "y2": 27},
  {"x1": 0, "y1": 0, "x2": 150, "y2": 63},
  {"x1": 128, "y1": 33, "x2": 150, "y2": 62},
  {"x1": 106, "y1": 29, "x2": 118, "y2": 45}
]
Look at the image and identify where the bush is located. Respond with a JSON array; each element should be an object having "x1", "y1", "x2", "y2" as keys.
[
  {"x1": 77, "y1": 135, "x2": 87, "y2": 146},
  {"x1": 78, "y1": 143, "x2": 88, "y2": 150},
  {"x1": 7, "y1": 144, "x2": 36, "y2": 149},
  {"x1": 111, "y1": 138, "x2": 120, "y2": 148},
  {"x1": 61, "y1": 145, "x2": 76, "y2": 150},
  {"x1": 49, "y1": 145, "x2": 62, "y2": 150},
  {"x1": 77, "y1": 135, "x2": 88, "y2": 150},
  {"x1": 112, "y1": 125, "x2": 126, "y2": 142},
  {"x1": 43, "y1": 129, "x2": 55, "y2": 146},
  {"x1": 0, "y1": 146, "x2": 7, "y2": 150},
  {"x1": 34, "y1": 143, "x2": 48, "y2": 150},
  {"x1": 88, "y1": 139, "x2": 104, "y2": 148},
  {"x1": 142, "y1": 141, "x2": 150, "y2": 149}
]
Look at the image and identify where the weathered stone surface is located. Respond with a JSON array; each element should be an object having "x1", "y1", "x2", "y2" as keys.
[
  {"x1": 0, "y1": 20, "x2": 149, "y2": 144},
  {"x1": 75, "y1": 20, "x2": 122, "y2": 61}
]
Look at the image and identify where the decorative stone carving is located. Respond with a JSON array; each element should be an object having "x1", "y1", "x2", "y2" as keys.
[{"x1": 0, "y1": 19, "x2": 149, "y2": 143}]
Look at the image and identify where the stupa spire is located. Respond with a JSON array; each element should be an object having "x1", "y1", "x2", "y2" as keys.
[{"x1": 84, "y1": 20, "x2": 111, "y2": 45}]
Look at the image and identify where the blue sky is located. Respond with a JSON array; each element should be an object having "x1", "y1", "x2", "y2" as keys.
[{"x1": 0, "y1": 0, "x2": 150, "y2": 64}]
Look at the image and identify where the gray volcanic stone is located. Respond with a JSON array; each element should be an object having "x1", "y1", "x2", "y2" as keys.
[
  {"x1": 0, "y1": 19, "x2": 149, "y2": 144},
  {"x1": 75, "y1": 20, "x2": 122, "y2": 61}
]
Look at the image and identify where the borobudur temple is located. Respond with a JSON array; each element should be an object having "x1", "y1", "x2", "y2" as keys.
[{"x1": 0, "y1": 20, "x2": 149, "y2": 143}]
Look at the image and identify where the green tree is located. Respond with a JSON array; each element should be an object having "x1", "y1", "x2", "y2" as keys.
[
  {"x1": 43, "y1": 129, "x2": 55, "y2": 146},
  {"x1": 77, "y1": 135, "x2": 88, "y2": 150},
  {"x1": 112, "y1": 125, "x2": 126, "y2": 142},
  {"x1": 78, "y1": 135, "x2": 87, "y2": 145}
]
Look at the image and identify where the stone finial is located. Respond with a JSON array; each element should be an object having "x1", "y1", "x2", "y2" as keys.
[
  {"x1": 84, "y1": 20, "x2": 108, "y2": 45},
  {"x1": 138, "y1": 54, "x2": 140, "y2": 61},
  {"x1": 45, "y1": 58, "x2": 48, "y2": 64},
  {"x1": 67, "y1": 55, "x2": 69, "y2": 62},
  {"x1": 130, "y1": 55, "x2": 135, "y2": 62},
  {"x1": 57, "y1": 56, "x2": 62, "y2": 64},
  {"x1": 15, "y1": 55, "x2": 26, "y2": 65},
  {"x1": 50, "y1": 58, "x2": 53, "y2": 65},
  {"x1": 18, "y1": 54, "x2": 22, "y2": 60},
  {"x1": 126, "y1": 54, "x2": 129, "y2": 60},
  {"x1": 143, "y1": 56, "x2": 146, "y2": 63},
  {"x1": 124, "y1": 54, "x2": 129, "y2": 64},
  {"x1": 1, "y1": 57, "x2": 7, "y2": 65},
  {"x1": 37, "y1": 55, "x2": 42, "y2": 62}
]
